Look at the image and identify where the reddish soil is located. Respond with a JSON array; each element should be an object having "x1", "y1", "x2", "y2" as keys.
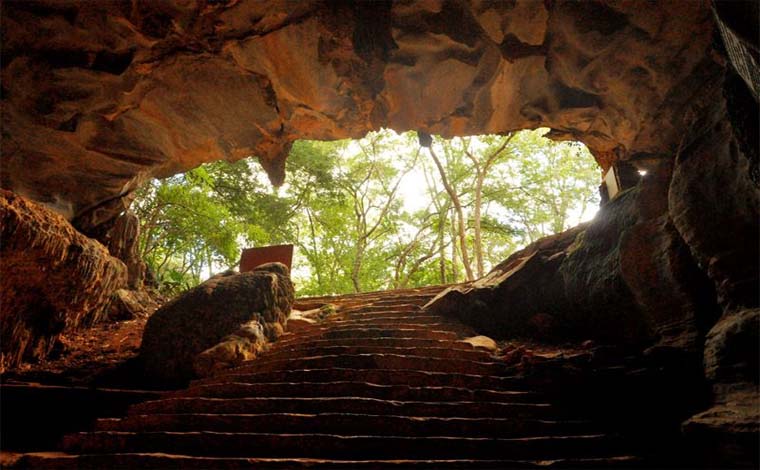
[{"x1": 1, "y1": 317, "x2": 150, "y2": 388}]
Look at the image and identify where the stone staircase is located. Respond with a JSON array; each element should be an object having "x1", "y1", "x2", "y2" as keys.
[{"x1": 16, "y1": 285, "x2": 641, "y2": 468}]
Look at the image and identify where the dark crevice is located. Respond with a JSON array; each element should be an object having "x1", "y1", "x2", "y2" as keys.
[
  {"x1": 352, "y1": 0, "x2": 396, "y2": 63},
  {"x1": 39, "y1": 50, "x2": 91, "y2": 70},
  {"x1": 393, "y1": 0, "x2": 486, "y2": 49},
  {"x1": 57, "y1": 113, "x2": 81, "y2": 133},
  {"x1": 91, "y1": 49, "x2": 135, "y2": 75},
  {"x1": 568, "y1": 1, "x2": 629, "y2": 36},
  {"x1": 499, "y1": 34, "x2": 545, "y2": 63},
  {"x1": 724, "y1": 70, "x2": 759, "y2": 186},
  {"x1": 552, "y1": 81, "x2": 601, "y2": 109}
]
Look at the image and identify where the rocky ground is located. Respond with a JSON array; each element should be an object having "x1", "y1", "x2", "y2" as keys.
[{"x1": 0, "y1": 315, "x2": 151, "y2": 389}]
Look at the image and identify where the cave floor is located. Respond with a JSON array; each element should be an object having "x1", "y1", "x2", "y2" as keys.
[
  {"x1": 1, "y1": 285, "x2": 588, "y2": 391},
  {"x1": 3, "y1": 284, "x2": 659, "y2": 468}
]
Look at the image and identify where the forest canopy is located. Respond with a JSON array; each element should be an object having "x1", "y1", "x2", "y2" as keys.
[{"x1": 133, "y1": 129, "x2": 601, "y2": 296}]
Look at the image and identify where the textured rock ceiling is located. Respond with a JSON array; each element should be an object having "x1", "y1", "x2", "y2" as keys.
[{"x1": 1, "y1": 0, "x2": 717, "y2": 231}]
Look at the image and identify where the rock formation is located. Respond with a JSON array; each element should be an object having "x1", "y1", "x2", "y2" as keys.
[
  {"x1": 0, "y1": 0, "x2": 757, "y2": 464},
  {"x1": 1, "y1": 0, "x2": 720, "y2": 232},
  {"x1": 140, "y1": 263, "x2": 294, "y2": 384},
  {"x1": 0, "y1": 190, "x2": 126, "y2": 369}
]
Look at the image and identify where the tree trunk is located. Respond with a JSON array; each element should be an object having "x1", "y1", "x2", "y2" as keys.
[
  {"x1": 450, "y1": 211, "x2": 460, "y2": 282},
  {"x1": 427, "y1": 144, "x2": 474, "y2": 281},
  {"x1": 473, "y1": 171, "x2": 485, "y2": 278},
  {"x1": 351, "y1": 238, "x2": 365, "y2": 293}
]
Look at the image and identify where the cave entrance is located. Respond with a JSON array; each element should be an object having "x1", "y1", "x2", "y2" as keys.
[{"x1": 132, "y1": 128, "x2": 602, "y2": 298}]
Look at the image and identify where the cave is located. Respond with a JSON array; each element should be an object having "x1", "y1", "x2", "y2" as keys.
[{"x1": 1, "y1": 1, "x2": 758, "y2": 468}]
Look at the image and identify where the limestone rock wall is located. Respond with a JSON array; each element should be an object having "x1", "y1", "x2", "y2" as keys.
[
  {"x1": 0, "y1": 190, "x2": 127, "y2": 369},
  {"x1": 1, "y1": 0, "x2": 716, "y2": 232}
]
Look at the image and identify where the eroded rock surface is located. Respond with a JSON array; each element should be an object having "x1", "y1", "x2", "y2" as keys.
[
  {"x1": 0, "y1": 190, "x2": 126, "y2": 369},
  {"x1": 1, "y1": 0, "x2": 717, "y2": 232},
  {"x1": 140, "y1": 263, "x2": 294, "y2": 383}
]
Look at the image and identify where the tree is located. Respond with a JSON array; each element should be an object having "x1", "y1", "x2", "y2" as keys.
[
  {"x1": 485, "y1": 130, "x2": 600, "y2": 245},
  {"x1": 425, "y1": 138, "x2": 475, "y2": 281},
  {"x1": 133, "y1": 166, "x2": 243, "y2": 295},
  {"x1": 132, "y1": 128, "x2": 601, "y2": 297},
  {"x1": 461, "y1": 134, "x2": 515, "y2": 278}
]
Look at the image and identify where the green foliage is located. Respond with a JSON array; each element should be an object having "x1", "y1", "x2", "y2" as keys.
[{"x1": 133, "y1": 128, "x2": 600, "y2": 296}]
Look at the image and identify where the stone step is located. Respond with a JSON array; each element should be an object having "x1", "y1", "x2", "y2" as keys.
[
  {"x1": 168, "y1": 381, "x2": 536, "y2": 403},
  {"x1": 330, "y1": 308, "x2": 436, "y2": 319},
  {"x1": 62, "y1": 431, "x2": 620, "y2": 460},
  {"x1": 262, "y1": 345, "x2": 494, "y2": 362},
  {"x1": 227, "y1": 353, "x2": 511, "y2": 376},
  {"x1": 294, "y1": 286, "x2": 447, "y2": 307},
  {"x1": 338, "y1": 305, "x2": 424, "y2": 314},
  {"x1": 325, "y1": 314, "x2": 447, "y2": 323},
  {"x1": 274, "y1": 327, "x2": 459, "y2": 343},
  {"x1": 268, "y1": 337, "x2": 483, "y2": 353},
  {"x1": 294, "y1": 297, "x2": 432, "y2": 312},
  {"x1": 282, "y1": 322, "x2": 458, "y2": 335},
  {"x1": 330, "y1": 311, "x2": 441, "y2": 320},
  {"x1": 193, "y1": 367, "x2": 525, "y2": 390},
  {"x1": 372, "y1": 298, "x2": 438, "y2": 305},
  {"x1": 16, "y1": 453, "x2": 642, "y2": 469},
  {"x1": 322, "y1": 319, "x2": 456, "y2": 330},
  {"x1": 129, "y1": 396, "x2": 554, "y2": 419},
  {"x1": 96, "y1": 412, "x2": 593, "y2": 437}
]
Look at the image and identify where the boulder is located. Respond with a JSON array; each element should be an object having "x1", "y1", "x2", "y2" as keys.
[
  {"x1": 140, "y1": 263, "x2": 294, "y2": 383},
  {"x1": 107, "y1": 289, "x2": 158, "y2": 322},
  {"x1": 0, "y1": 190, "x2": 126, "y2": 370},
  {"x1": 682, "y1": 385, "x2": 759, "y2": 468},
  {"x1": 427, "y1": 172, "x2": 718, "y2": 350},
  {"x1": 559, "y1": 189, "x2": 648, "y2": 344},
  {"x1": 704, "y1": 308, "x2": 759, "y2": 386},
  {"x1": 425, "y1": 224, "x2": 583, "y2": 341},
  {"x1": 193, "y1": 320, "x2": 271, "y2": 378}
]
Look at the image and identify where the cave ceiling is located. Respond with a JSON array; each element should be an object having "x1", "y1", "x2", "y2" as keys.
[{"x1": 1, "y1": 0, "x2": 718, "y2": 231}]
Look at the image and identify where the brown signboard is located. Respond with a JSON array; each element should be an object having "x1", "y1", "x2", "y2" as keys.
[{"x1": 239, "y1": 244, "x2": 294, "y2": 273}]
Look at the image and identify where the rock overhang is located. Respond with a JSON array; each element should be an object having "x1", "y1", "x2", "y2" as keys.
[{"x1": 1, "y1": 0, "x2": 720, "y2": 232}]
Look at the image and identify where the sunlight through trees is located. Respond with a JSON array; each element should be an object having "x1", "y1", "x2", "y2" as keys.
[{"x1": 133, "y1": 129, "x2": 600, "y2": 296}]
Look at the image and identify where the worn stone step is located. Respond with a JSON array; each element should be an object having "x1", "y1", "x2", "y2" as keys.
[
  {"x1": 262, "y1": 345, "x2": 494, "y2": 362},
  {"x1": 129, "y1": 396, "x2": 553, "y2": 418},
  {"x1": 282, "y1": 322, "x2": 459, "y2": 335},
  {"x1": 323, "y1": 319, "x2": 456, "y2": 330},
  {"x1": 294, "y1": 286, "x2": 447, "y2": 307},
  {"x1": 275, "y1": 327, "x2": 459, "y2": 343},
  {"x1": 330, "y1": 310, "x2": 442, "y2": 320},
  {"x1": 228, "y1": 353, "x2": 511, "y2": 376},
  {"x1": 16, "y1": 453, "x2": 642, "y2": 469},
  {"x1": 325, "y1": 314, "x2": 448, "y2": 324},
  {"x1": 294, "y1": 295, "x2": 438, "y2": 312},
  {"x1": 193, "y1": 367, "x2": 526, "y2": 390},
  {"x1": 335, "y1": 311, "x2": 440, "y2": 318},
  {"x1": 96, "y1": 412, "x2": 593, "y2": 437},
  {"x1": 62, "y1": 431, "x2": 619, "y2": 460},
  {"x1": 168, "y1": 381, "x2": 536, "y2": 403},
  {"x1": 370, "y1": 295, "x2": 437, "y2": 304},
  {"x1": 268, "y1": 337, "x2": 482, "y2": 353},
  {"x1": 338, "y1": 305, "x2": 423, "y2": 314}
]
